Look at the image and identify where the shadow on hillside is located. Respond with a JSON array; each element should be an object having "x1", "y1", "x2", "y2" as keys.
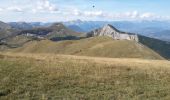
[{"x1": 50, "y1": 36, "x2": 87, "y2": 41}]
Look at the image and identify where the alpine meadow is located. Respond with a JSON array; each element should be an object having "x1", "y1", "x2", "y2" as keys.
[{"x1": 0, "y1": 0, "x2": 170, "y2": 100}]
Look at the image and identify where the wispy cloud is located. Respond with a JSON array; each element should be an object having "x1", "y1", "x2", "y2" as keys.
[
  {"x1": 0, "y1": 0, "x2": 170, "y2": 21},
  {"x1": 71, "y1": 9, "x2": 104, "y2": 17},
  {"x1": 111, "y1": 11, "x2": 155, "y2": 19},
  {"x1": 0, "y1": 0, "x2": 58, "y2": 13},
  {"x1": 32, "y1": 0, "x2": 58, "y2": 13},
  {"x1": 7, "y1": 6, "x2": 23, "y2": 12},
  {"x1": 69, "y1": 9, "x2": 166, "y2": 20}
]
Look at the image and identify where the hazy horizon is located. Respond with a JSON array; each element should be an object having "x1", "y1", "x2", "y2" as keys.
[{"x1": 3, "y1": 19, "x2": 170, "y2": 23}]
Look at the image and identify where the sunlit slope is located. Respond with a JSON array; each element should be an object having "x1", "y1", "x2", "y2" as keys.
[{"x1": 11, "y1": 37, "x2": 163, "y2": 59}]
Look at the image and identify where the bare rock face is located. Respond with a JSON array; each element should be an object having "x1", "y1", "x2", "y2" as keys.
[{"x1": 87, "y1": 24, "x2": 139, "y2": 42}]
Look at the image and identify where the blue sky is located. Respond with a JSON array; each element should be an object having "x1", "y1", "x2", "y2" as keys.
[{"x1": 0, "y1": 0, "x2": 170, "y2": 22}]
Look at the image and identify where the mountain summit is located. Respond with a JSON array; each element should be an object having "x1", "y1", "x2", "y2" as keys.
[
  {"x1": 87, "y1": 24, "x2": 139, "y2": 42},
  {"x1": 19, "y1": 23, "x2": 81, "y2": 40}
]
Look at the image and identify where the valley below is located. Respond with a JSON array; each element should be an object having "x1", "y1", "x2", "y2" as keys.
[{"x1": 0, "y1": 52, "x2": 170, "y2": 99}]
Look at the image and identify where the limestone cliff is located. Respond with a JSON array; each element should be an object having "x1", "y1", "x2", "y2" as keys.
[{"x1": 87, "y1": 24, "x2": 139, "y2": 42}]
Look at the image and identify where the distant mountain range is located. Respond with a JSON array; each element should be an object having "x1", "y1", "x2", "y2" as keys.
[
  {"x1": 0, "y1": 20, "x2": 170, "y2": 59},
  {"x1": 5, "y1": 20, "x2": 170, "y2": 42}
]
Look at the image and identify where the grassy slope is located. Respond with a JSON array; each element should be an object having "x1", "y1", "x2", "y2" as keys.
[
  {"x1": 20, "y1": 23, "x2": 82, "y2": 40},
  {"x1": 11, "y1": 36, "x2": 163, "y2": 60},
  {"x1": 139, "y1": 35, "x2": 170, "y2": 59},
  {"x1": 0, "y1": 35, "x2": 36, "y2": 51},
  {"x1": 4, "y1": 35, "x2": 32, "y2": 46},
  {"x1": 0, "y1": 53, "x2": 170, "y2": 99}
]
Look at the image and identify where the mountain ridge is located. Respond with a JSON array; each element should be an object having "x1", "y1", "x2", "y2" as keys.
[
  {"x1": 19, "y1": 23, "x2": 82, "y2": 40},
  {"x1": 87, "y1": 24, "x2": 170, "y2": 59},
  {"x1": 0, "y1": 21, "x2": 169, "y2": 59},
  {"x1": 87, "y1": 24, "x2": 139, "y2": 42},
  {"x1": 10, "y1": 36, "x2": 164, "y2": 60}
]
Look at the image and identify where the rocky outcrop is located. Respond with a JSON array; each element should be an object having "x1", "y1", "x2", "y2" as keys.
[{"x1": 87, "y1": 24, "x2": 139, "y2": 42}]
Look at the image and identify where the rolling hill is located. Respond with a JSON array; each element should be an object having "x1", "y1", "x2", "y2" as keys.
[
  {"x1": 11, "y1": 36, "x2": 163, "y2": 60},
  {"x1": 138, "y1": 35, "x2": 170, "y2": 59},
  {"x1": 19, "y1": 23, "x2": 82, "y2": 40},
  {"x1": 0, "y1": 22, "x2": 82, "y2": 51}
]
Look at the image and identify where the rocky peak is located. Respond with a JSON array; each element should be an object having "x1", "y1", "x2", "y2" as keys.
[
  {"x1": 87, "y1": 24, "x2": 139, "y2": 42},
  {"x1": 103, "y1": 24, "x2": 118, "y2": 31}
]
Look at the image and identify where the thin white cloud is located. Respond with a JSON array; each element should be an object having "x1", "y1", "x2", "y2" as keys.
[
  {"x1": 124, "y1": 11, "x2": 139, "y2": 18},
  {"x1": 84, "y1": 11, "x2": 104, "y2": 17},
  {"x1": 70, "y1": 10, "x2": 165, "y2": 20},
  {"x1": 71, "y1": 9, "x2": 104, "y2": 17},
  {"x1": 139, "y1": 13, "x2": 155, "y2": 19},
  {"x1": 7, "y1": 6, "x2": 23, "y2": 12}
]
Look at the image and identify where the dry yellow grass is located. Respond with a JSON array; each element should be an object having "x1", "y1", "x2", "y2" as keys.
[
  {"x1": 0, "y1": 52, "x2": 170, "y2": 99},
  {"x1": 2, "y1": 52, "x2": 170, "y2": 68}
]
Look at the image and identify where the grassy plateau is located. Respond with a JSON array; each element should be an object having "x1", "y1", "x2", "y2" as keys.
[{"x1": 0, "y1": 53, "x2": 170, "y2": 100}]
